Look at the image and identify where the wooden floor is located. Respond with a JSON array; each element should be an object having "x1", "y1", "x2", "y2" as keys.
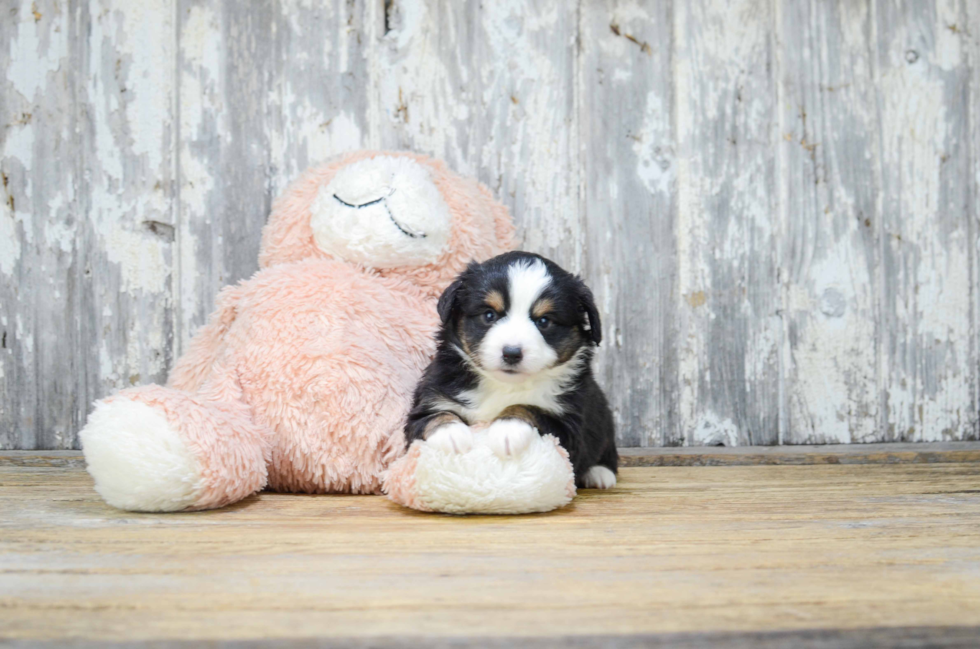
[{"x1": 2, "y1": 449, "x2": 980, "y2": 647}]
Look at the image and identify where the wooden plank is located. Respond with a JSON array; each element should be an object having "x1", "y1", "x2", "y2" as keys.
[
  {"x1": 0, "y1": 451, "x2": 87, "y2": 468},
  {"x1": 0, "y1": 1, "x2": 77, "y2": 449},
  {"x1": 875, "y1": 1, "x2": 975, "y2": 442},
  {"x1": 674, "y1": 0, "x2": 781, "y2": 446},
  {"x1": 578, "y1": 1, "x2": 676, "y2": 447},
  {"x1": 267, "y1": 0, "x2": 372, "y2": 195},
  {"x1": 7, "y1": 441, "x2": 980, "y2": 469},
  {"x1": 970, "y1": 1, "x2": 980, "y2": 443},
  {"x1": 175, "y1": 1, "x2": 276, "y2": 352},
  {"x1": 618, "y1": 441, "x2": 980, "y2": 466},
  {"x1": 175, "y1": 0, "x2": 375, "y2": 354},
  {"x1": 1, "y1": 463, "x2": 979, "y2": 642},
  {"x1": 2, "y1": 627, "x2": 980, "y2": 649},
  {"x1": 73, "y1": 0, "x2": 178, "y2": 446},
  {"x1": 776, "y1": 1, "x2": 880, "y2": 444},
  {"x1": 5, "y1": 0, "x2": 980, "y2": 451},
  {"x1": 372, "y1": 0, "x2": 582, "y2": 265}
]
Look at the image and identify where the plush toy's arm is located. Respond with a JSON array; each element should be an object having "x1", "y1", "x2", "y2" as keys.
[{"x1": 167, "y1": 284, "x2": 245, "y2": 393}]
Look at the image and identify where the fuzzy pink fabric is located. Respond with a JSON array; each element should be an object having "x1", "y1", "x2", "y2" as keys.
[
  {"x1": 382, "y1": 442, "x2": 429, "y2": 512},
  {"x1": 104, "y1": 385, "x2": 269, "y2": 510},
  {"x1": 87, "y1": 151, "x2": 515, "y2": 510}
]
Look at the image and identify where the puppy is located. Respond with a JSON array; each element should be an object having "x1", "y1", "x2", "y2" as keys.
[{"x1": 405, "y1": 251, "x2": 617, "y2": 489}]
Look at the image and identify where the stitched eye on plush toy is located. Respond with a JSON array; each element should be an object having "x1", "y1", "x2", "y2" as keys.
[
  {"x1": 330, "y1": 191, "x2": 428, "y2": 239},
  {"x1": 308, "y1": 156, "x2": 452, "y2": 269}
]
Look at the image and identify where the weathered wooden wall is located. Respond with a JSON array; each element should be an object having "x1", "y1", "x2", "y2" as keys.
[{"x1": 1, "y1": 0, "x2": 977, "y2": 450}]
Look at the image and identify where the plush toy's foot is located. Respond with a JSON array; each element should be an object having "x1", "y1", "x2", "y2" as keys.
[
  {"x1": 582, "y1": 465, "x2": 617, "y2": 489},
  {"x1": 80, "y1": 386, "x2": 268, "y2": 512},
  {"x1": 383, "y1": 433, "x2": 577, "y2": 514},
  {"x1": 81, "y1": 397, "x2": 204, "y2": 512}
]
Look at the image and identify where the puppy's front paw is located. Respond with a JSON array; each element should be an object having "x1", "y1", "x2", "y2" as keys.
[
  {"x1": 583, "y1": 465, "x2": 617, "y2": 489},
  {"x1": 426, "y1": 421, "x2": 475, "y2": 455},
  {"x1": 487, "y1": 418, "x2": 537, "y2": 458}
]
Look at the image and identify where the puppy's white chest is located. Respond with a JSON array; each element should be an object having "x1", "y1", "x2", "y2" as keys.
[{"x1": 456, "y1": 376, "x2": 566, "y2": 423}]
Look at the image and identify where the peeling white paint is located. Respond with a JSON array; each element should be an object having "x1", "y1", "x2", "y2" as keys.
[
  {"x1": 1, "y1": 109, "x2": 36, "y2": 275},
  {"x1": 275, "y1": 91, "x2": 363, "y2": 180},
  {"x1": 690, "y1": 412, "x2": 740, "y2": 447},
  {"x1": 4, "y1": 0, "x2": 66, "y2": 100},
  {"x1": 480, "y1": 0, "x2": 580, "y2": 265},
  {"x1": 15, "y1": 313, "x2": 32, "y2": 354},
  {"x1": 0, "y1": 201, "x2": 20, "y2": 276},
  {"x1": 878, "y1": 9, "x2": 972, "y2": 441},
  {"x1": 3, "y1": 0, "x2": 978, "y2": 449},
  {"x1": 777, "y1": 0, "x2": 882, "y2": 445},
  {"x1": 932, "y1": 0, "x2": 963, "y2": 72},
  {"x1": 633, "y1": 91, "x2": 673, "y2": 199},
  {"x1": 86, "y1": 0, "x2": 174, "y2": 296},
  {"x1": 675, "y1": 0, "x2": 780, "y2": 445}
]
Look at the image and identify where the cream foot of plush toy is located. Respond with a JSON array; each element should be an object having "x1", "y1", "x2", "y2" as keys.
[
  {"x1": 80, "y1": 385, "x2": 269, "y2": 512},
  {"x1": 383, "y1": 429, "x2": 576, "y2": 515}
]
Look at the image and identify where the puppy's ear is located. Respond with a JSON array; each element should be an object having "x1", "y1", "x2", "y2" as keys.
[
  {"x1": 437, "y1": 262, "x2": 478, "y2": 324},
  {"x1": 437, "y1": 277, "x2": 463, "y2": 324},
  {"x1": 577, "y1": 279, "x2": 602, "y2": 345}
]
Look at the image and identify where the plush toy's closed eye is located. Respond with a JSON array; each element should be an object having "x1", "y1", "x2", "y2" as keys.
[{"x1": 331, "y1": 191, "x2": 428, "y2": 239}]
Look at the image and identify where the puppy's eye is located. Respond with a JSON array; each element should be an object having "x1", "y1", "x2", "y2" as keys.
[
  {"x1": 535, "y1": 316, "x2": 551, "y2": 330},
  {"x1": 483, "y1": 310, "x2": 498, "y2": 324}
]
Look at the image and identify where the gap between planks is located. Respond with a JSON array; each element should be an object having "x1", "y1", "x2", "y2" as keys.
[{"x1": 3, "y1": 442, "x2": 979, "y2": 469}]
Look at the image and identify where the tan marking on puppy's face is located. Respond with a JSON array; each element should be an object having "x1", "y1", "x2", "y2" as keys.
[
  {"x1": 485, "y1": 290, "x2": 505, "y2": 313},
  {"x1": 495, "y1": 404, "x2": 539, "y2": 428},
  {"x1": 554, "y1": 326, "x2": 585, "y2": 364},
  {"x1": 456, "y1": 317, "x2": 479, "y2": 363},
  {"x1": 422, "y1": 411, "x2": 465, "y2": 439},
  {"x1": 531, "y1": 297, "x2": 555, "y2": 319}
]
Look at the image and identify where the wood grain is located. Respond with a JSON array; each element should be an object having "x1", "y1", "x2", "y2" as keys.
[
  {"x1": 579, "y1": 1, "x2": 677, "y2": 447},
  {"x1": 3, "y1": 627, "x2": 980, "y2": 649},
  {"x1": 1, "y1": 1, "x2": 80, "y2": 449},
  {"x1": 76, "y1": 0, "x2": 179, "y2": 437},
  {"x1": 675, "y1": 0, "x2": 781, "y2": 446},
  {"x1": 972, "y1": 1, "x2": 980, "y2": 451},
  {"x1": 618, "y1": 440, "x2": 980, "y2": 466},
  {"x1": 777, "y1": 0, "x2": 881, "y2": 444},
  {"x1": 175, "y1": 0, "x2": 274, "y2": 354},
  {"x1": 875, "y1": 1, "x2": 975, "y2": 442},
  {"x1": 8, "y1": 441, "x2": 980, "y2": 468},
  {"x1": 2, "y1": 462, "x2": 979, "y2": 643},
  {"x1": 1, "y1": 0, "x2": 978, "y2": 449}
]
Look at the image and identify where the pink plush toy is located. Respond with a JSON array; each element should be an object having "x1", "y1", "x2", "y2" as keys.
[{"x1": 80, "y1": 151, "x2": 514, "y2": 512}]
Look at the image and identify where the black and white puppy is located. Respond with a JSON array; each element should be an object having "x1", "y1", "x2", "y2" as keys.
[{"x1": 405, "y1": 251, "x2": 617, "y2": 489}]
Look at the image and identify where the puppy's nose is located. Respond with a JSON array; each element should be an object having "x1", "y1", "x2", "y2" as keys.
[{"x1": 502, "y1": 346, "x2": 523, "y2": 366}]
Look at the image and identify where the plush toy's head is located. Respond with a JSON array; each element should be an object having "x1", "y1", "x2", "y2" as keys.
[{"x1": 259, "y1": 151, "x2": 515, "y2": 292}]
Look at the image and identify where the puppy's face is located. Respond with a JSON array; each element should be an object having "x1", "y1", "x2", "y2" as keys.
[{"x1": 439, "y1": 253, "x2": 602, "y2": 383}]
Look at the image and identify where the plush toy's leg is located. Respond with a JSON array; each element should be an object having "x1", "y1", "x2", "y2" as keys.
[{"x1": 80, "y1": 385, "x2": 269, "y2": 512}]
